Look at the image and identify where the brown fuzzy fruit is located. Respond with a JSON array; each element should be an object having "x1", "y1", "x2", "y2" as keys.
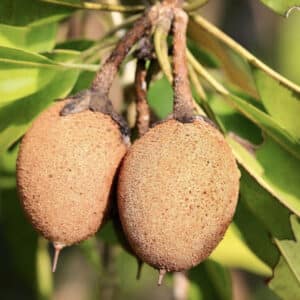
[
  {"x1": 17, "y1": 101, "x2": 127, "y2": 251},
  {"x1": 118, "y1": 118, "x2": 240, "y2": 275}
]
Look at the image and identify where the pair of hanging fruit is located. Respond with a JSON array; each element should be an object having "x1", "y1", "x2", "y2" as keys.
[{"x1": 16, "y1": 0, "x2": 240, "y2": 283}]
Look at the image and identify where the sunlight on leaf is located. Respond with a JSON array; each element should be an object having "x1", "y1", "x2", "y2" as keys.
[
  {"x1": 0, "y1": 47, "x2": 61, "y2": 103},
  {"x1": 0, "y1": 23, "x2": 57, "y2": 52},
  {"x1": 0, "y1": 0, "x2": 72, "y2": 26},
  {"x1": 269, "y1": 215, "x2": 300, "y2": 299},
  {"x1": 228, "y1": 137, "x2": 300, "y2": 216},
  {"x1": 253, "y1": 68, "x2": 300, "y2": 141},
  {"x1": 225, "y1": 94, "x2": 300, "y2": 160},
  {"x1": 210, "y1": 223, "x2": 271, "y2": 276},
  {"x1": 188, "y1": 18, "x2": 258, "y2": 98}
]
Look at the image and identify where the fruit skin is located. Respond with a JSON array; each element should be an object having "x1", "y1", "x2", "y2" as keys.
[
  {"x1": 118, "y1": 118, "x2": 240, "y2": 272},
  {"x1": 17, "y1": 100, "x2": 127, "y2": 246}
]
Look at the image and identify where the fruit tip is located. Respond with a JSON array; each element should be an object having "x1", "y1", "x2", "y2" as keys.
[
  {"x1": 157, "y1": 269, "x2": 166, "y2": 286},
  {"x1": 136, "y1": 259, "x2": 143, "y2": 280},
  {"x1": 52, "y1": 242, "x2": 64, "y2": 273}
]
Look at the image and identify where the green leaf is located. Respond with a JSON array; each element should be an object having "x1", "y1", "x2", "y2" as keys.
[
  {"x1": 0, "y1": 69, "x2": 79, "y2": 152},
  {"x1": 225, "y1": 94, "x2": 300, "y2": 160},
  {"x1": 0, "y1": 46, "x2": 61, "y2": 103},
  {"x1": 147, "y1": 76, "x2": 173, "y2": 119},
  {"x1": 0, "y1": 145, "x2": 19, "y2": 175},
  {"x1": 0, "y1": 67, "x2": 79, "y2": 153},
  {"x1": 210, "y1": 223, "x2": 271, "y2": 276},
  {"x1": 0, "y1": 184, "x2": 38, "y2": 293},
  {"x1": 234, "y1": 199, "x2": 280, "y2": 268},
  {"x1": 277, "y1": 13, "x2": 300, "y2": 85},
  {"x1": 71, "y1": 70, "x2": 95, "y2": 94},
  {"x1": 187, "y1": 38, "x2": 220, "y2": 69},
  {"x1": 275, "y1": 239, "x2": 300, "y2": 282},
  {"x1": 269, "y1": 257, "x2": 300, "y2": 300},
  {"x1": 204, "y1": 261, "x2": 232, "y2": 300},
  {"x1": 208, "y1": 93, "x2": 263, "y2": 145},
  {"x1": 253, "y1": 68, "x2": 300, "y2": 141},
  {"x1": 0, "y1": 0, "x2": 73, "y2": 26},
  {"x1": 240, "y1": 168, "x2": 293, "y2": 241},
  {"x1": 189, "y1": 260, "x2": 232, "y2": 300},
  {"x1": 0, "y1": 23, "x2": 57, "y2": 52},
  {"x1": 291, "y1": 215, "x2": 300, "y2": 241},
  {"x1": 259, "y1": 0, "x2": 300, "y2": 16},
  {"x1": 56, "y1": 39, "x2": 95, "y2": 52},
  {"x1": 235, "y1": 168, "x2": 294, "y2": 274},
  {"x1": 188, "y1": 18, "x2": 258, "y2": 99},
  {"x1": 43, "y1": 49, "x2": 79, "y2": 62},
  {"x1": 269, "y1": 215, "x2": 300, "y2": 299},
  {"x1": 228, "y1": 137, "x2": 300, "y2": 216},
  {"x1": 0, "y1": 47, "x2": 92, "y2": 108}
]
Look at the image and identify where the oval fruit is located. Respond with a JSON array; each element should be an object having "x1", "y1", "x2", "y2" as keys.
[
  {"x1": 118, "y1": 118, "x2": 240, "y2": 275},
  {"x1": 17, "y1": 101, "x2": 127, "y2": 250}
]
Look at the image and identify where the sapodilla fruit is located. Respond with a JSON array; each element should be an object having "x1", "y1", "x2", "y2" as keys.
[
  {"x1": 118, "y1": 118, "x2": 240, "y2": 283},
  {"x1": 17, "y1": 100, "x2": 127, "y2": 271}
]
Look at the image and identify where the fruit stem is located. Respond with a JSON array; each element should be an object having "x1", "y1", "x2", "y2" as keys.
[
  {"x1": 158, "y1": 269, "x2": 167, "y2": 286},
  {"x1": 135, "y1": 58, "x2": 151, "y2": 137},
  {"x1": 91, "y1": 6, "x2": 159, "y2": 95},
  {"x1": 172, "y1": 8, "x2": 195, "y2": 121},
  {"x1": 52, "y1": 242, "x2": 64, "y2": 272}
]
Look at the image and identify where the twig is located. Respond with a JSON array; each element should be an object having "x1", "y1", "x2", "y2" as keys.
[
  {"x1": 135, "y1": 59, "x2": 151, "y2": 136},
  {"x1": 172, "y1": 8, "x2": 194, "y2": 121},
  {"x1": 91, "y1": 6, "x2": 159, "y2": 94},
  {"x1": 40, "y1": 0, "x2": 145, "y2": 13},
  {"x1": 60, "y1": 5, "x2": 159, "y2": 139},
  {"x1": 78, "y1": 14, "x2": 141, "y2": 62},
  {"x1": 189, "y1": 14, "x2": 300, "y2": 94}
]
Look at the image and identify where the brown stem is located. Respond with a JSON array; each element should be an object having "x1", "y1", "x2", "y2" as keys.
[
  {"x1": 91, "y1": 7, "x2": 158, "y2": 95},
  {"x1": 60, "y1": 6, "x2": 158, "y2": 140},
  {"x1": 172, "y1": 8, "x2": 194, "y2": 121},
  {"x1": 135, "y1": 59, "x2": 151, "y2": 136}
]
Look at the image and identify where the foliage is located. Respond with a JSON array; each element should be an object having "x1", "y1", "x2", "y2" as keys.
[{"x1": 0, "y1": 1, "x2": 299, "y2": 299}]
